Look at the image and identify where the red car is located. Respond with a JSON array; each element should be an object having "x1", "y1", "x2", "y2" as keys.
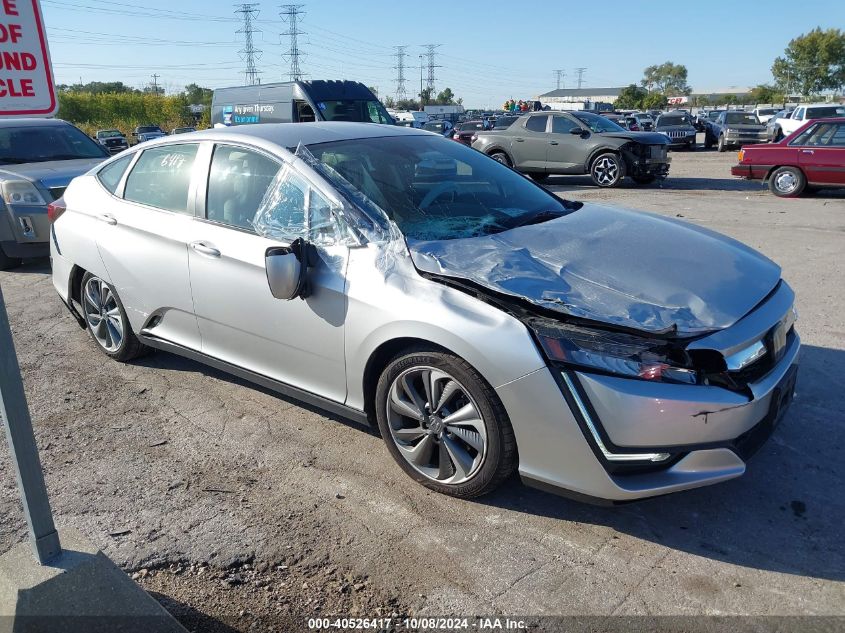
[
  {"x1": 731, "y1": 117, "x2": 845, "y2": 197},
  {"x1": 452, "y1": 120, "x2": 485, "y2": 145}
]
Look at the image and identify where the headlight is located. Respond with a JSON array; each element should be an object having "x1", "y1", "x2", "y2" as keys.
[
  {"x1": 0, "y1": 180, "x2": 48, "y2": 206},
  {"x1": 529, "y1": 319, "x2": 697, "y2": 384}
]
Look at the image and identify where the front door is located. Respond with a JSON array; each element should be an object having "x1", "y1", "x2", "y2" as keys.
[
  {"x1": 546, "y1": 114, "x2": 588, "y2": 172},
  {"x1": 797, "y1": 121, "x2": 845, "y2": 186},
  {"x1": 187, "y1": 143, "x2": 349, "y2": 403},
  {"x1": 509, "y1": 114, "x2": 550, "y2": 172},
  {"x1": 95, "y1": 143, "x2": 202, "y2": 350}
]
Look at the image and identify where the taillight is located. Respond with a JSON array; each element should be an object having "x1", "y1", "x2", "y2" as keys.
[
  {"x1": 737, "y1": 149, "x2": 745, "y2": 162},
  {"x1": 47, "y1": 197, "x2": 67, "y2": 223}
]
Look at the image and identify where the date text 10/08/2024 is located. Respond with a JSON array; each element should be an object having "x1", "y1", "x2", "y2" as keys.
[{"x1": 308, "y1": 617, "x2": 529, "y2": 631}]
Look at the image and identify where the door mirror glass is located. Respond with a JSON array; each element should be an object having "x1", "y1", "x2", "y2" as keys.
[
  {"x1": 265, "y1": 239, "x2": 308, "y2": 300},
  {"x1": 569, "y1": 127, "x2": 585, "y2": 135}
]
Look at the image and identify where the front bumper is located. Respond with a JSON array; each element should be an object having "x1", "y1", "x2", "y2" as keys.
[
  {"x1": 1, "y1": 204, "x2": 50, "y2": 250},
  {"x1": 724, "y1": 134, "x2": 768, "y2": 147},
  {"x1": 498, "y1": 284, "x2": 800, "y2": 503}
]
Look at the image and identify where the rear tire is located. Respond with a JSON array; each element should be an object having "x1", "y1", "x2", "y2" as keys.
[
  {"x1": 80, "y1": 272, "x2": 146, "y2": 362},
  {"x1": 0, "y1": 246, "x2": 22, "y2": 271},
  {"x1": 768, "y1": 166, "x2": 806, "y2": 198},
  {"x1": 375, "y1": 347, "x2": 517, "y2": 499},
  {"x1": 530, "y1": 173, "x2": 550, "y2": 183},
  {"x1": 590, "y1": 152, "x2": 625, "y2": 188}
]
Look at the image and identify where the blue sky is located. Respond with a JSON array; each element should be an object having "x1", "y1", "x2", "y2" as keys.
[{"x1": 40, "y1": 0, "x2": 844, "y2": 108}]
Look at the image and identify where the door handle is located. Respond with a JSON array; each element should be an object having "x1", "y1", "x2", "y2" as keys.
[
  {"x1": 514, "y1": 137, "x2": 525, "y2": 142},
  {"x1": 800, "y1": 149, "x2": 814, "y2": 154},
  {"x1": 549, "y1": 140, "x2": 559, "y2": 145},
  {"x1": 190, "y1": 241, "x2": 221, "y2": 258},
  {"x1": 97, "y1": 213, "x2": 117, "y2": 226}
]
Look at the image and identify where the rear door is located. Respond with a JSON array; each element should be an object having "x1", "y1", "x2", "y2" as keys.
[
  {"x1": 796, "y1": 121, "x2": 845, "y2": 186},
  {"x1": 95, "y1": 143, "x2": 203, "y2": 350},
  {"x1": 186, "y1": 143, "x2": 349, "y2": 403},
  {"x1": 509, "y1": 114, "x2": 550, "y2": 172}
]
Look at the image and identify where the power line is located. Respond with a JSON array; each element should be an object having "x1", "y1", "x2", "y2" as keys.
[
  {"x1": 575, "y1": 67, "x2": 586, "y2": 89},
  {"x1": 554, "y1": 69, "x2": 565, "y2": 90},
  {"x1": 393, "y1": 46, "x2": 408, "y2": 101},
  {"x1": 235, "y1": 3, "x2": 262, "y2": 85},
  {"x1": 280, "y1": 4, "x2": 305, "y2": 81},
  {"x1": 422, "y1": 44, "x2": 441, "y2": 95}
]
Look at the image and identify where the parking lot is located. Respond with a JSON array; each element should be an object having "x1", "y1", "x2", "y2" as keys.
[{"x1": 1, "y1": 148, "x2": 843, "y2": 631}]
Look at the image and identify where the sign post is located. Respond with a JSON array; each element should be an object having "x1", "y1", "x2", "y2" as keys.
[
  {"x1": 0, "y1": 284, "x2": 61, "y2": 563},
  {"x1": 0, "y1": 0, "x2": 57, "y2": 117}
]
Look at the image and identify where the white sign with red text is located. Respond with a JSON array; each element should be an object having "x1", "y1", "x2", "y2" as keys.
[{"x1": 0, "y1": 0, "x2": 56, "y2": 116}]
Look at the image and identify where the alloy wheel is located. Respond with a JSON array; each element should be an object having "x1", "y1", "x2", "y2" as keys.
[
  {"x1": 386, "y1": 366, "x2": 487, "y2": 485},
  {"x1": 82, "y1": 276, "x2": 124, "y2": 353},
  {"x1": 592, "y1": 156, "x2": 619, "y2": 186}
]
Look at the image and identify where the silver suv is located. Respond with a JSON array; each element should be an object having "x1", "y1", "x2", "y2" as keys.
[
  {"x1": 50, "y1": 123, "x2": 799, "y2": 502},
  {"x1": 0, "y1": 118, "x2": 108, "y2": 269}
]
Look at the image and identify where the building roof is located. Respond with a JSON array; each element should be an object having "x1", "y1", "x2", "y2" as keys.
[{"x1": 538, "y1": 87, "x2": 626, "y2": 98}]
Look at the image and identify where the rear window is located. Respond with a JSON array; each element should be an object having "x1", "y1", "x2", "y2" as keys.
[
  {"x1": 124, "y1": 144, "x2": 198, "y2": 214},
  {"x1": 97, "y1": 154, "x2": 133, "y2": 194},
  {"x1": 806, "y1": 106, "x2": 845, "y2": 119}
]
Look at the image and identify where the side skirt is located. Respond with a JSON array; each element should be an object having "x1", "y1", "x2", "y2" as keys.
[{"x1": 137, "y1": 332, "x2": 369, "y2": 426}]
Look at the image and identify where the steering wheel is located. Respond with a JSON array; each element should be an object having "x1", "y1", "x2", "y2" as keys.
[{"x1": 419, "y1": 181, "x2": 461, "y2": 210}]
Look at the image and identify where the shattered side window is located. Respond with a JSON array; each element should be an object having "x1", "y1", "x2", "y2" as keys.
[{"x1": 252, "y1": 166, "x2": 341, "y2": 245}]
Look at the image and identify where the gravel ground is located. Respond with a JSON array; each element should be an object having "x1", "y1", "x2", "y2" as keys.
[{"x1": 1, "y1": 147, "x2": 843, "y2": 632}]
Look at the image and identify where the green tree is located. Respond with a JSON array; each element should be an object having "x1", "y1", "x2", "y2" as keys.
[
  {"x1": 614, "y1": 84, "x2": 648, "y2": 109},
  {"x1": 641, "y1": 92, "x2": 668, "y2": 110},
  {"x1": 641, "y1": 62, "x2": 691, "y2": 95},
  {"x1": 182, "y1": 83, "x2": 213, "y2": 106},
  {"x1": 772, "y1": 28, "x2": 845, "y2": 96},
  {"x1": 58, "y1": 81, "x2": 137, "y2": 94},
  {"x1": 435, "y1": 87, "x2": 455, "y2": 104},
  {"x1": 746, "y1": 84, "x2": 784, "y2": 104}
]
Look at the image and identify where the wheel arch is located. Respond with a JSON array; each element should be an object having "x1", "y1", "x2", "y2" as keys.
[
  {"x1": 585, "y1": 145, "x2": 622, "y2": 173},
  {"x1": 484, "y1": 145, "x2": 514, "y2": 164},
  {"x1": 764, "y1": 164, "x2": 804, "y2": 183}
]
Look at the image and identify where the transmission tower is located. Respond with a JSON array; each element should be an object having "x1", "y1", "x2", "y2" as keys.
[
  {"x1": 422, "y1": 44, "x2": 441, "y2": 94},
  {"x1": 280, "y1": 4, "x2": 305, "y2": 81},
  {"x1": 575, "y1": 67, "x2": 586, "y2": 89},
  {"x1": 235, "y1": 4, "x2": 262, "y2": 86},
  {"x1": 393, "y1": 46, "x2": 408, "y2": 101},
  {"x1": 554, "y1": 69, "x2": 566, "y2": 90}
]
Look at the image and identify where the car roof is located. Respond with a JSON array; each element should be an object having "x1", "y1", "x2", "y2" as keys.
[
  {"x1": 0, "y1": 117, "x2": 72, "y2": 128},
  {"x1": 168, "y1": 122, "x2": 429, "y2": 147}
]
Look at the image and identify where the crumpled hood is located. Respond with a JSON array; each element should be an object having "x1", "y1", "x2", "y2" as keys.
[
  {"x1": 0, "y1": 158, "x2": 106, "y2": 189},
  {"x1": 599, "y1": 131, "x2": 669, "y2": 144},
  {"x1": 408, "y1": 205, "x2": 781, "y2": 336}
]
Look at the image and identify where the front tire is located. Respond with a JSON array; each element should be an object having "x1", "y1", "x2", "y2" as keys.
[
  {"x1": 717, "y1": 135, "x2": 727, "y2": 152},
  {"x1": 0, "y1": 245, "x2": 22, "y2": 271},
  {"x1": 774, "y1": 128, "x2": 784, "y2": 142},
  {"x1": 768, "y1": 166, "x2": 806, "y2": 198},
  {"x1": 375, "y1": 348, "x2": 517, "y2": 499},
  {"x1": 80, "y1": 272, "x2": 146, "y2": 361},
  {"x1": 529, "y1": 173, "x2": 549, "y2": 183},
  {"x1": 590, "y1": 152, "x2": 625, "y2": 187},
  {"x1": 489, "y1": 151, "x2": 512, "y2": 167}
]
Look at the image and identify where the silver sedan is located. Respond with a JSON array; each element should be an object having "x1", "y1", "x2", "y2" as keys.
[{"x1": 49, "y1": 123, "x2": 799, "y2": 502}]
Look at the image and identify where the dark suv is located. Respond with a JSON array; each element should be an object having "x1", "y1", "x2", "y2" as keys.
[{"x1": 471, "y1": 111, "x2": 670, "y2": 187}]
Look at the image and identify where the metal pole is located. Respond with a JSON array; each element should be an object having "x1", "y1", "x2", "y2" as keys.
[{"x1": 0, "y1": 283, "x2": 61, "y2": 564}]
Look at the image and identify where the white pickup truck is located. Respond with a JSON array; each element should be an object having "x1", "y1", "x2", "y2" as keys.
[{"x1": 772, "y1": 103, "x2": 845, "y2": 140}]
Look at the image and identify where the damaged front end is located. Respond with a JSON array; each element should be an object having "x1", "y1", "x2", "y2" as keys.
[{"x1": 621, "y1": 141, "x2": 671, "y2": 181}]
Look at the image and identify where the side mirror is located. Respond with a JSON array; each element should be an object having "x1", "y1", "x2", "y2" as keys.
[
  {"x1": 265, "y1": 238, "x2": 310, "y2": 300},
  {"x1": 570, "y1": 127, "x2": 586, "y2": 135}
]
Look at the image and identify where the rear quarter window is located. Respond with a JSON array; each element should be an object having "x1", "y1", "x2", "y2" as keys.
[{"x1": 97, "y1": 154, "x2": 134, "y2": 194}]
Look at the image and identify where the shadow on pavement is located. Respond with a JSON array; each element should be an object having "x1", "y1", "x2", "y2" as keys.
[
  {"x1": 478, "y1": 343, "x2": 844, "y2": 582},
  {"x1": 148, "y1": 591, "x2": 240, "y2": 633}
]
